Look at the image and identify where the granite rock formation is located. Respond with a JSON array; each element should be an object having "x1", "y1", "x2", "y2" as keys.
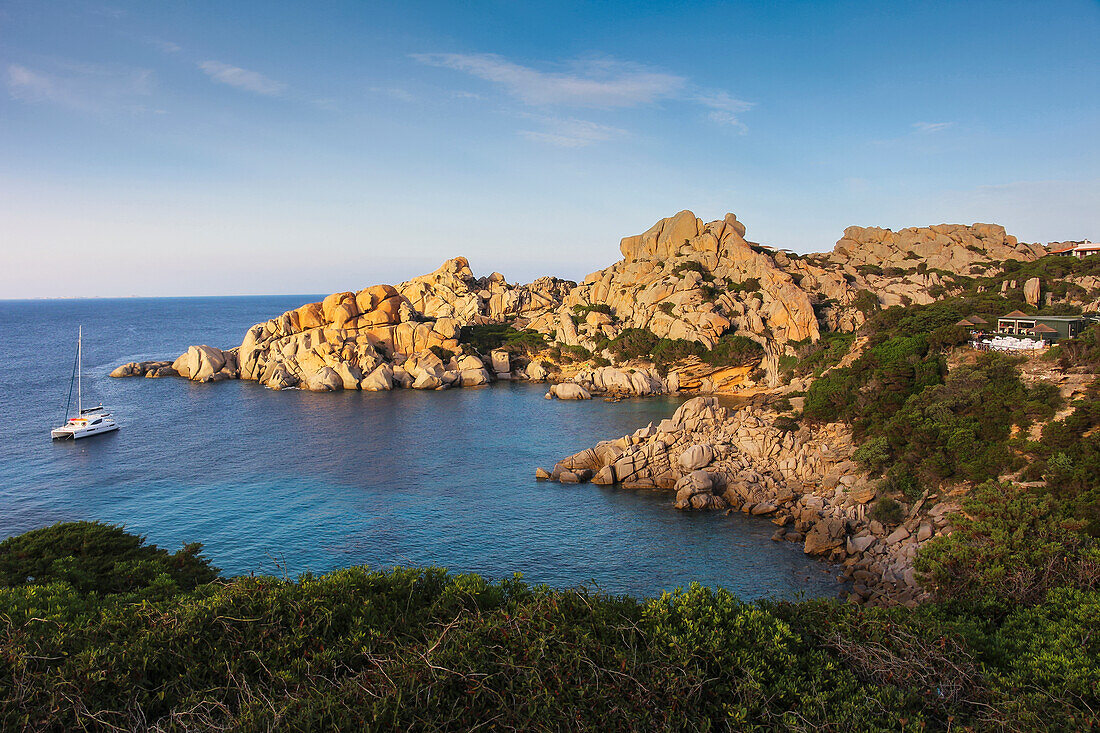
[
  {"x1": 540, "y1": 397, "x2": 958, "y2": 607},
  {"x1": 114, "y1": 209, "x2": 1049, "y2": 397}
]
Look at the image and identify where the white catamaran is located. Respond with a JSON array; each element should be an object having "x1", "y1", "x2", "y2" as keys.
[{"x1": 51, "y1": 326, "x2": 119, "y2": 440}]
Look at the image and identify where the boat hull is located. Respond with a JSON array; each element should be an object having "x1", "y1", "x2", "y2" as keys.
[{"x1": 51, "y1": 422, "x2": 120, "y2": 440}]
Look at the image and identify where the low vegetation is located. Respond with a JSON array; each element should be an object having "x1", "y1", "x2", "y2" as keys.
[
  {"x1": 458, "y1": 323, "x2": 546, "y2": 356},
  {"x1": 1, "y1": 521, "x2": 1096, "y2": 730},
  {"x1": 805, "y1": 298, "x2": 1066, "y2": 497},
  {"x1": 779, "y1": 332, "x2": 855, "y2": 378},
  {"x1": 600, "y1": 328, "x2": 764, "y2": 372}
]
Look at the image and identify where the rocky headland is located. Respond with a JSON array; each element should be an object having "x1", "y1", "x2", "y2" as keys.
[
  {"x1": 538, "y1": 396, "x2": 953, "y2": 607},
  {"x1": 113, "y1": 209, "x2": 1049, "y2": 397}
]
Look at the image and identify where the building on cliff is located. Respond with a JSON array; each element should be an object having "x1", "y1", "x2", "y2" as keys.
[
  {"x1": 995, "y1": 310, "x2": 1090, "y2": 343},
  {"x1": 1050, "y1": 241, "x2": 1100, "y2": 259}
]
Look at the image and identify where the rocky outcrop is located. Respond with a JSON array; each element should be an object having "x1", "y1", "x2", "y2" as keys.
[
  {"x1": 398, "y1": 257, "x2": 573, "y2": 325},
  {"x1": 539, "y1": 396, "x2": 958, "y2": 607},
  {"x1": 548, "y1": 383, "x2": 592, "y2": 400},
  {"x1": 114, "y1": 211, "x2": 1047, "y2": 397},
  {"x1": 109, "y1": 361, "x2": 178, "y2": 379},
  {"x1": 173, "y1": 345, "x2": 239, "y2": 382},
  {"x1": 113, "y1": 270, "x2": 555, "y2": 392},
  {"x1": 830, "y1": 223, "x2": 1045, "y2": 275},
  {"x1": 524, "y1": 212, "x2": 819, "y2": 366},
  {"x1": 548, "y1": 366, "x2": 678, "y2": 399}
]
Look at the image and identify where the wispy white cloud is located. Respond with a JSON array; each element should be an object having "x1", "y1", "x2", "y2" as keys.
[
  {"x1": 695, "y1": 91, "x2": 755, "y2": 132},
  {"x1": 912, "y1": 121, "x2": 955, "y2": 134},
  {"x1": 199, "y1": 61, "x2": 285, "y2": 96},
  {"x1": 518, "y1": 116, "x2": 629, "y2": 147},
  {"x1": 150, "y1": 38, "x2": 181, "y2": 54},
  {"x1": 6, "y1": 61, "x2": 155, "y2": 113},
  {"x1": 411, "y1": 52, "x2": 685, "y2": 108},
  {"x1": 369, "y1": 86, "x2": 416, "y2": 103},
  {"x1": 411, "y1": 52, "x2": 755, "y2": 143}
]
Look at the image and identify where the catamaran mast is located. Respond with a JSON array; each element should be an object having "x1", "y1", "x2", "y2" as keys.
[{"x1": 77, "y1": 325, "x2": 82, "y2": 416}]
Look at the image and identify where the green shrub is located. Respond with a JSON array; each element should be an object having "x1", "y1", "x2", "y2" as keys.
[
  {"x1": 671, "y1": 261, "x2": 714, "y2": 281},
  {"x1": 881, "y1": 354, "x2": 1059, "y2": 485},
  {"x1": 871, "y1": 496, "x2": 904, "y2": 525},
  {"x1": 915, "y1": 482, "x2": 1099, "y2": 608},
  {"x1": 428, "y1": 345, "x2": 454, "y2": 363},
  {"x1": 605, "y1": 328, "x2": 659, "y2": 361},
  {"x1": 701, "y1": 334, "x2": 764, "y2": 367},
  {"x1": 3, "y1": 523, "x2": 1100, "y2": 730},
  {"x1": 571, "y1": 303, "x2": 614, "y2": 319},
  {"x1": 781, "y1": 333, "x2": 855, "y2": 378},
  {"x1": 459, "y1": 324, "x2": 546, "y2": 356},
  {"x1": 0, "y1": 521, "x2": 217, "y2": 596},
  {"x1": 854, "y1": 289, "x2": 880, "y2": 316},
  {"x1": 651, "y1": 338, "x2": 706, "y2": 368},
  {"x1": 853, "y1": 436, "x2": 890, "y2": 472},
  {"x1": 558, "y1": 344, "x2": 592, "y2": 363},
  {"x1": 728, "y1": 276, "x2": 762, "y2": 293}
]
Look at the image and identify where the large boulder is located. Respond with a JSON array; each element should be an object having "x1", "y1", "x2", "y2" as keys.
[
  {"x1": 549, "y1": 383, "x2": 592, "y2": 400},
  {"x1": 678, "y1": 444, "x2": 714, "y2": 471},
  {"x1": 525, "y1": 360, "x2": 549, "y2": 382},
  {"x1": 305, "y1": 366, "x2": 342, "y2": 392},
  {"x1": 412, "y1": 371, "x2": 444, "y2": 390},
  {"x1": 172, "y1": 345, "x2": 226, "y2": 381},
  {"x1": 265, "y1": 366, "x2": 298, "y2": 390},
  {"x1": 1024, "y1": 277, "x2": 1041, "y2": 307},
  {"x1": 360, "y1": 364, "x2": 394, "y2": 391},
  {"x1": 333, "y1": 362, "x2": 363, "y2": 390},
  {"x1": 460, "y1": 368, "x2": 491, "y2": 386},
  {"x1": 803, "y1": 517, "x2": 847, "y2": 556},
  {"x1": 491, "y1": 349, "x2": 510, "y2": 375}
]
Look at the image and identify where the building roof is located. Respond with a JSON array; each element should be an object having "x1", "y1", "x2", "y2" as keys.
[
  {"x1": 1049, "y1": 245, "x2": 1078, "y2": 253},
  {"x1": 956, "y1": 317, "x2": 976, "y2": 326},
  {"x1": 1002, "y1": 310, "x2": 1030, "y2": 318},
  {"x1": 1032, "y1": 324, "x2": 1059, "y2": 333},
  {"x1": 969, "y1": 315, "x2": 989, "y2": 324}
]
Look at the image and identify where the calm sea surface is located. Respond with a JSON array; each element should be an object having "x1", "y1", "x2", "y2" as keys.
[{"x1": 0, "y1": 297, "x2": 841, "y2": 599}]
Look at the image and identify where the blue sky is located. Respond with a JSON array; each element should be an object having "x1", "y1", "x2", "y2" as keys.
[{"x1": 1, "y1": 0, "x2": 1098, "y2": 298}]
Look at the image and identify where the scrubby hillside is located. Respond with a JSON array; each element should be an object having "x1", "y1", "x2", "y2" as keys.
[{"x1": 1, "y1": 521, "x2": 1097, "y2": 731}]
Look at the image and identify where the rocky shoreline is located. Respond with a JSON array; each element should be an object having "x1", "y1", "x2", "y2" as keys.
[
  {"x1": 539, "y1": 396, "x2": 958, "y2": 608},
  {"x1": 110, "y1": 209, "x2": 1081, "y2": 607}
]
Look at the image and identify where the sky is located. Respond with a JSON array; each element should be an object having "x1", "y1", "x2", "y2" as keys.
[{"x1": 1, "y1": 0, "x2": 1098, "y2": 298}]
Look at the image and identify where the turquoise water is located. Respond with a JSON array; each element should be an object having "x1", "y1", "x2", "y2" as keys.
[{"x1": 0, "y1": 297, "x2": 841, "y2": 599}]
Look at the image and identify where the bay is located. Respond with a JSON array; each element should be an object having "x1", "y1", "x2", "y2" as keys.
[{"x1": 0, "y1": 297, "x2": 841, "y2": 599}]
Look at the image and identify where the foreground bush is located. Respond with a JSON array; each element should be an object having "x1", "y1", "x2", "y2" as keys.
[
  {"x1": 1, "y1": 523, "x2": 1098, "y2": 730},
  {"x1": 0, "y1": 521, "x2": 216, "y2": 596}
]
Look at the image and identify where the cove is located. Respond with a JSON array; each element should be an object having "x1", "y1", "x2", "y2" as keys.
[{"x1": 0, "y1": 297, "x2": 841, "y2": 599}]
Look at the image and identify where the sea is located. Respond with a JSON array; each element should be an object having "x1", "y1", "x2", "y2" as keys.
[{"x1": 0, "y1": 296, "x2": 842, "y2": 600}]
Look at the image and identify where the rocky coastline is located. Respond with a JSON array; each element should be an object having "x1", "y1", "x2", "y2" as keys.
[
  {"x1": 110, "y1": 209, "x2": 1090, "y2": 608},
  {"x1": 538, "y1": 396, "x2": 957, "y2": 607}
]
